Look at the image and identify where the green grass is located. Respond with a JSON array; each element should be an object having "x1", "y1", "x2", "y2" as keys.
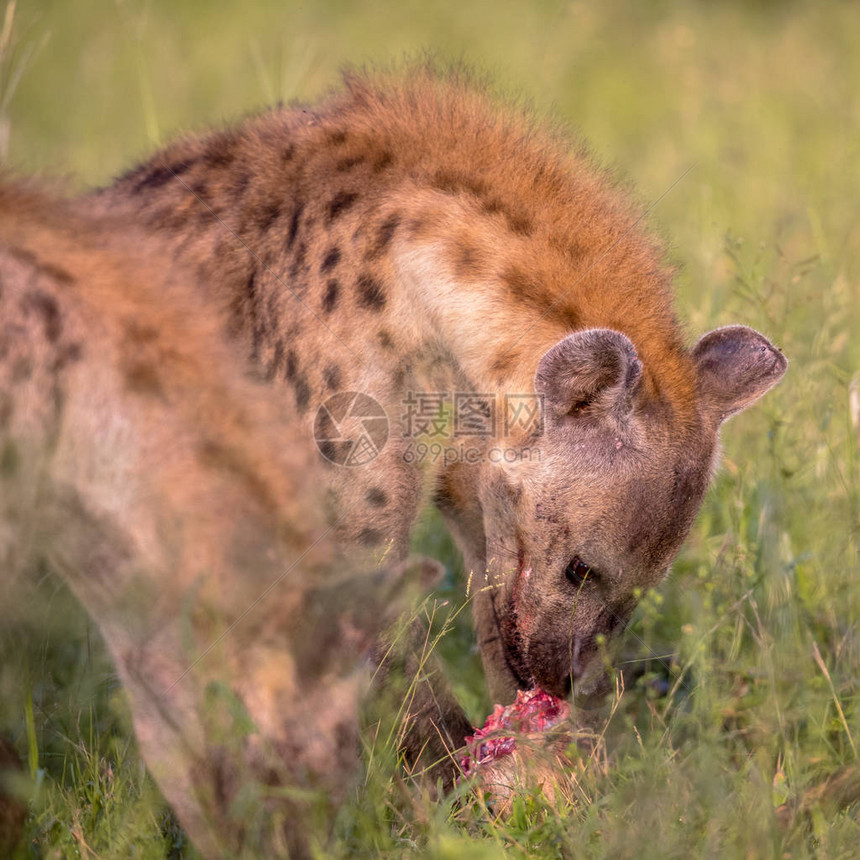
[{"x1": 2, "y1": 0, "x2": 860, "y2": 856}]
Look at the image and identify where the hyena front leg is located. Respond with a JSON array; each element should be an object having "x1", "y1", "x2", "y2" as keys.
[
  {"x1": 371, "y1": 615, "x2": 474, "y2": 791},
  {"x1": 325, "y1": 441, "x2": 474, "y2": 788}
]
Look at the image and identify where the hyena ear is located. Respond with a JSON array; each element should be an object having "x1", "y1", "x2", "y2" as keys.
[
  {"x1": 694, "y1": 325, "x2": 788, "y2": 423},
  {"x1": 535, "y1": 329, "x2": 642, "y2": 419}
]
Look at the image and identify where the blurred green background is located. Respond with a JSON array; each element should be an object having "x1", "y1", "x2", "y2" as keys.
[{"x1": 2, "y1": 0, "x2": 860, "y2": 856}]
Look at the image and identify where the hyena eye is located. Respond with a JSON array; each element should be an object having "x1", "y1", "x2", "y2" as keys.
[{"x1": 565, "y1": 556, "x2": 592, "y2": 587}]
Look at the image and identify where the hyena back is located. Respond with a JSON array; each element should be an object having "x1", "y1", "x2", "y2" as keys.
[
  {"x1": 87, "y1": 66, "x2": 786, "y2": 780},
  {"x1": 0, "y1": 179, "x2": 422, "y2": 856}
]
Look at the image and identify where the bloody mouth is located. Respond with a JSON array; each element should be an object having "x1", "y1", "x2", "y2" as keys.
[{"x1": 494, "y1": 573, "x2": 533, "y2": 690}]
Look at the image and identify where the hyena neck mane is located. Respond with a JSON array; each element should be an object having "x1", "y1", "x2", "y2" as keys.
[{"x1": 92, "y1": 68, "x2": 699, "y2": 435}]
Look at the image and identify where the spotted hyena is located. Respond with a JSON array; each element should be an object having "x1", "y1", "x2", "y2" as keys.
[
  {"x1": 86, "y1": 65, "x2": 787, "y2": 781},
  {"x1": 0, "y1": 179, "x2": 434, "y2": 856}
]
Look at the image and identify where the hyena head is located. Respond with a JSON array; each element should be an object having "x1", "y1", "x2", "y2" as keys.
[{"x1": 479, "y1": 325, "x2": 787, "y2": 699}]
